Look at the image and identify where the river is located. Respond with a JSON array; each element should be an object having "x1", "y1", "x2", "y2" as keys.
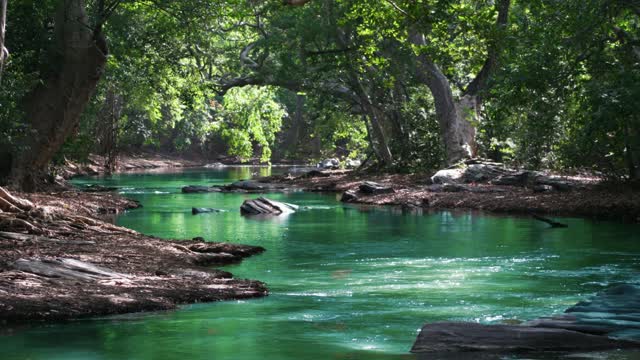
[{"x1": 2, "y1": 167, "x2": 639, "y2": 359}]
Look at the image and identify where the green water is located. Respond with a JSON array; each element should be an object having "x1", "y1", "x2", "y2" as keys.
[{"x1": 2, "y1": 168, "x2": 640, "y2": 360}]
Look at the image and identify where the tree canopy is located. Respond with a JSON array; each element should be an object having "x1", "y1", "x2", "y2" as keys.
[{"x1": 1, "y1": 0, "x2": 639, "y2": 189}]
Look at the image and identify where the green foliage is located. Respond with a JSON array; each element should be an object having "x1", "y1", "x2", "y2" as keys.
[{"x1": 214, "y1": 86, "x2": 287, "y2": 163}]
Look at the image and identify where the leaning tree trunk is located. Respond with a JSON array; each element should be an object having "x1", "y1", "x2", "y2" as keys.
[
  {"x1": 9, "y1": 0, "x2": 107, "y2": 191},
  {"x1": 409, "y1": 0, "x2": 509, "y2": 166},
  {"x1": 351, "y1": 73, "x2": 394, "y2": 167}
]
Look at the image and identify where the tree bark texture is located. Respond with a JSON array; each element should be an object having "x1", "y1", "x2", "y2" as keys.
[
  {"x1": 10, "y1": 0, "x2": 108, "y2": 191},
  {"x1": 0, "y1": 0, "x2": 8, "y2": 83}
]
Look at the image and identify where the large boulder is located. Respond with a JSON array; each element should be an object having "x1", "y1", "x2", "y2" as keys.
[
  {"x1": 411, "y1": 322, "x2": 639, "y2": 354},
  {"x1": 240, "y1": 197, "x2": 298, "y2": 216},
  {"x1": 431, "y1": 168, "x2": 465, "y2": 184},
  {"x1": 431, "y1": 161, "x2": 509, "y2": 185}
]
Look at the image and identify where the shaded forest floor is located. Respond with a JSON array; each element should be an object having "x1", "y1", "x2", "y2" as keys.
[
  {"x1": 0, "y1": 189, "x2": 267, "y2": 323},
  {"x1": 263, "y1": 170, "x2": 640, "y2": 222}
]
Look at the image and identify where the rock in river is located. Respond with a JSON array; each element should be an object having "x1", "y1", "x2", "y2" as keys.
[
  {"x1": 412, "y1": 284, "x2": 640, "y2": 355},
  {"x1": 411, "y1": 322, "x2": 639, "y2": 355},
  {"x1": 240, "y1": 197, "x2": 299, "y2": 216},
  {"x1": 182, "y1": 185, "x2": 220, "y2": 193},
  {"x1": 192, "y1": 208, "x2": 225, "y2": 215}
]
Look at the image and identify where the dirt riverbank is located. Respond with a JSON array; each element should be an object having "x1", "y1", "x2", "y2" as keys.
[
  {"x1": 262, "y1": 170, "x2": 640, "y2": 222},
  {"x1": 0, "y1": 188, "x2": 267, "y2": 322}
]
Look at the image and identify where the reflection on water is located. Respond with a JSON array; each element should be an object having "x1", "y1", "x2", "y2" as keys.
[{"x1": 2, "y1": 167, "x2": 639, "y2": 360}]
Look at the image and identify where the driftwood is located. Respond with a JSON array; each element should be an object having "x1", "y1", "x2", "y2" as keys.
[
  {"x1": 13, "y1": 258, "x2": 129, "y2": 281},
  {"x1": 532, "y1": 214, "x2": 568, "y2": 228}
]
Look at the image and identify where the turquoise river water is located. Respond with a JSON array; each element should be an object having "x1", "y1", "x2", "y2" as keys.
[{"x1": 1, "y1": 167, "x2": 639, "y2": 360}]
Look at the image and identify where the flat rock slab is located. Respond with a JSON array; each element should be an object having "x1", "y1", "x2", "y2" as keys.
[
  {"x1": 526, "y1": 284, "x2": 640, "y2": 338},
  {"x1": 240, "y1": 197, "x2": 298, "y2": 216},
  {"x1": 411, "y1": 322, "x2": 640, "y2": 354},
  {"x1": 359, "y1": 181, "x2": 395, "y2": 195}
]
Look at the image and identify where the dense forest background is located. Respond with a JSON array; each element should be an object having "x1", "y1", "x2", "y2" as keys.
[{"x1": 0, "y1": 0, "x2": 638, "y2": 190}]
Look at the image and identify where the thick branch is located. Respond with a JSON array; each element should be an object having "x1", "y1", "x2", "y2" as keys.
[
  {"x1": 240, "y1": 41, "x2": 260, "y2": 69},
  {"x1": 464, "y1": 0, "x2": 511, "y2": 96}
]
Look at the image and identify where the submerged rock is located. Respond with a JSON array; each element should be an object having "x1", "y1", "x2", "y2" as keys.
[
  {"x1": 192, "y1": 208, "x2": 225, "y2": 215},
  {"x1": 240, "y1": 197, "x2": 298, "y2": 216}
]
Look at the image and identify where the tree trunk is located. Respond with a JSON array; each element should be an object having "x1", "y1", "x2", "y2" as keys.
[
  {"x1": 411, "y1": 35, "x2": 477, "y2": 165},
  {"x1": 351, "y1": 74, "x2": 393, "y2": 166},
  {"x1": 282, "y1": 94, "x2": 304, "y2": 156},
  {"x1": 410, "y1": 0, "x2": 509, "y2": 166},
  {"x1": 10, "y1": 0, "x2": 107, "y2": 191},
  {"x1": 0, "y1": 0, "x2": 7, "y2": 82},
  {"x1": 624, "y1": 120, "x2": 640, "y2": 180}
]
